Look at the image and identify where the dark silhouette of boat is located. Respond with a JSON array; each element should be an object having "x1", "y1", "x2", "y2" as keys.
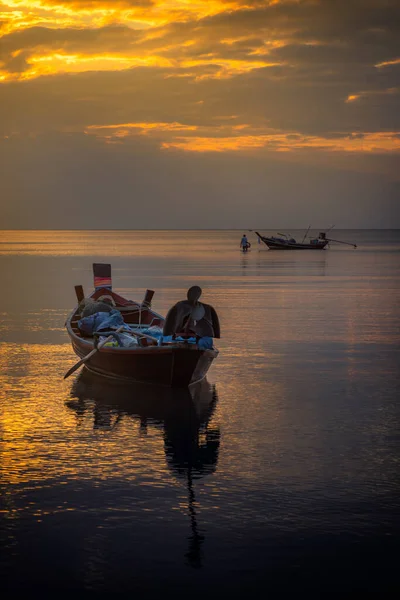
[{"x1": 255, "y1": 228, "x2": 357, "y2": 250}]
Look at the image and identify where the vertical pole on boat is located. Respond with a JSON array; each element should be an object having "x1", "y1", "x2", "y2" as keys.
[
  {"x1": 74, "y1": 285, "x2": 85, "y2": 303},
  {"x1": 143, "y1": 289, "x2": 155, "y2": 307},
  {"x1": 139, "y1": 289, "x2": 154, "y2": 327},
  {"x1": 302, "y1": 225, "x2": 311, "y2": 244}
]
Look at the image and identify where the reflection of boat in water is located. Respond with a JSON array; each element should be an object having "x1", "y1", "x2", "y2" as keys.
[{"x1": 66, "y1": 370, "x2": 220, "y2": 568}]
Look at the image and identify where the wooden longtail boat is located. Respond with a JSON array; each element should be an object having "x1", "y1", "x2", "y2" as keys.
[
  {"x1": 255, "y1": 229, "x2": 357, "y2": 250},
  {"x1": 255, "y1": 231, "x2": 329, "y2": 250},
  {"x1": 65, "y1": 264, "x2": 218, "y2": 388}
]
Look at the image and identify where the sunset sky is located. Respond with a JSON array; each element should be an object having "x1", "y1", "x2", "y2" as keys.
[{"x1": 1, "y1": 0, "x2": 399, "y2": 228}]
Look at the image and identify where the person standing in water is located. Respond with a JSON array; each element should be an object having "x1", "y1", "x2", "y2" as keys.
[{"x1": 240, "y1": 234, "x2": 249, "y2": 252}]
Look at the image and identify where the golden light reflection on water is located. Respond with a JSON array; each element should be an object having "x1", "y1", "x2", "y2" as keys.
[
  {"x1": 0, "y1": 230, "x2": 244, "y2": 257},
  {"x1": 0, "y1": 230, "x2": 399, "y2": 505},
  {"x1": 0, "y1": 344, "x2": 175, "y2": 487},
  {"x1": 0, "y1": 341, "x2": 222, "y2": 494}
]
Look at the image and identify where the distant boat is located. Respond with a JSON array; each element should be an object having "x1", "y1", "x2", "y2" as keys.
[
  {"x1": 254, "y1": 228, "x2": 357, "y2": 250},
  {"x1": 64, "y1": 263, "x2": 219, "y2": 388}
]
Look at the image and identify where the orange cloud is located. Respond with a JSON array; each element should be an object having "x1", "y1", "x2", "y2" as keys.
[
  {"x1": 5, "y1": 51, "x2": 172, "y2": 79},
  {"x1": 163, "y1": 135, "x2": 268, "y2": 151},
  {"x1": 163, "y1": 132, "x2": 400, "y2": 153},
  {"x1": 0, "y1": 0, "x2": 244, "y2": 35},
  {"x1": 345, "y1": 88, "x2": 399, "y2": 103},
  {"x1": 87, "y1": 121, "x2": 198, "y2": 133},
  {"x1": 375, "y1": 57, "x2": 400, "y2": 68},
  {"x1": 0, "y1": 46, "x2": 282, "y2": 81},
  {"x1": 85, "y1": 120, "x2": 400, "y2": 154},
  {"x1": 0, "y1": 0, "x2": 287, "y2": 81},
  {"x1": 345, "y1": 94, "x2": 359, "y2": 103}
]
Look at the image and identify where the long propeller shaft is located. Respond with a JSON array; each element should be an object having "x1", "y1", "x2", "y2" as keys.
[{"x1": 327, "y1": 238, "x2": 357, "y2": 248}]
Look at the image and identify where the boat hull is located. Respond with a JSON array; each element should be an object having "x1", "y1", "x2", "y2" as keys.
[
  {"x1": 68, "y1": 327, "x2": 217, "y2": 388},
  {"x1": 256, "y1": 233, "x2": 328, "y2": 250}
]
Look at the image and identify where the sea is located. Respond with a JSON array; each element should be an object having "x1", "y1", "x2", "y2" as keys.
[{"x1": 0, "y1": 229, "x2": 399, "y2": 597}]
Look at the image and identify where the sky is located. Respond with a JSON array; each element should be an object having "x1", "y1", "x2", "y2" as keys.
[{"x1": 1, "y1": 0, "x2": 399, "y2": 229}]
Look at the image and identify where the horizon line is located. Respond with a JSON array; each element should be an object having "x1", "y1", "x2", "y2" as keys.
[{"x1": 1, "y1": 228, "x2": 399, "y2": 232}]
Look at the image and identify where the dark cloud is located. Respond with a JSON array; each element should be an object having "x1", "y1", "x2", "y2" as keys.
[
  {"x1": 0, "y1": 25, "x2": 142, "y2": 62},
  {"x1": 200, "y1": 0, "x2": 400, "y2": 39},
  {"x1": 1, "y1": 52, "x2": 30, "y2": 74}
]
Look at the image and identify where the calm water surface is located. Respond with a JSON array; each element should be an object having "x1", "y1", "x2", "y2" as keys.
[{"x1": 1, "y1": 230, "x2": 399, "y2": 596}]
